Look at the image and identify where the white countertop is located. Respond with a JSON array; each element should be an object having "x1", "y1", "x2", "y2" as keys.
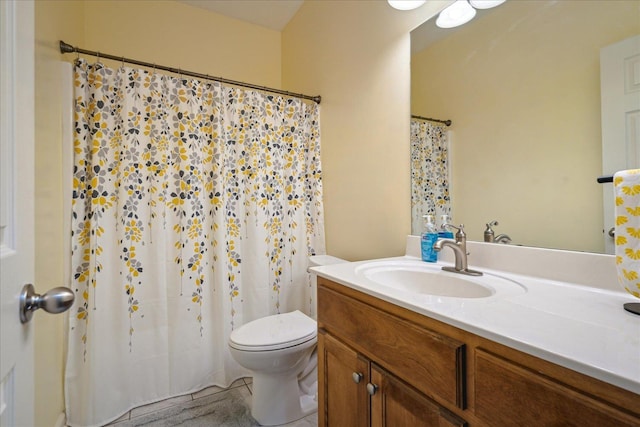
[{"x1": 311, "y1": 250, "x2": 640, "y2": 395}]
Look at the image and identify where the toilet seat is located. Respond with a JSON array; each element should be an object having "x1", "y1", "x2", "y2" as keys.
[{"x1": 229, "y1": 310, "x2": 317, "y2": 352}]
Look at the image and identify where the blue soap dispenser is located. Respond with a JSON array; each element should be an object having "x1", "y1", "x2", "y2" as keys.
[
  {"x1": 421, "y1": 214, "x2": 439, "y2": 262},
  {"x1": 439, "y1": 214, "x2": 455, "y2": 239}
]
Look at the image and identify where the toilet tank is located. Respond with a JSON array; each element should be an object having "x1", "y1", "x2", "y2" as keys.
[
  {"x1": 308, "y1": 255, "x2": 347, "y2": 320},
  {"x1": 308, "y1": 255, "x2": 347, "y2": 269}
]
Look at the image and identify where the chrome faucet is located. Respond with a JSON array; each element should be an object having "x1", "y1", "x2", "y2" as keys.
[
  {"x1": 433, "y1": 224, "x2": 483, "y2": 276},
  {"x1": 484, "y1": 220, "x2": 512, "y2": 244}
]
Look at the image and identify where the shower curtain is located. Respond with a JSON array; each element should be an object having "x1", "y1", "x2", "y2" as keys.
[
  {"x1": 65, "y1": 59, "x2": 325, "y2": 427},
  {"x1": 410, "y1": 119, "x2": 451, "y2": 235}
]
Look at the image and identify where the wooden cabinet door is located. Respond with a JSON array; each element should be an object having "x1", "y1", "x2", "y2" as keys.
[
  {"x1": 318, "y1": 331, "x2": 369, "y2": 427},
  {"x1": 475, "y1": 349, "x2": 640, "y2": 426},
  {"x1": 370, "y1": 364, "x2": 467, "y2": 427}
]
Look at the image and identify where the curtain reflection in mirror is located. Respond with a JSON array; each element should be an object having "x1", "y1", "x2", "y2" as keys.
[{"x1": 410, "y1": 119, "x2": 451, "y2": 234}]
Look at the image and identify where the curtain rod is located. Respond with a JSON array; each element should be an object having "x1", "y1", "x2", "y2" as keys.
[
  {"x1": 59, "y1": 40, "x2": 321, "y2": 104},
  {"x1": 411, "y1": 114, "x2": 452, "y2": 127}
]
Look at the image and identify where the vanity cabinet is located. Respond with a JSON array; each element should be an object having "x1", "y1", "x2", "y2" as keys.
[
  {"x1": 317, "y1": 277, "x2": 640, "y2": 427},
  {"x1": 318, "y1": 279, "x2": 467, "y2": 427},
  {"x1": 319, "y1": 332, "x2": 466, "y2": 427}
]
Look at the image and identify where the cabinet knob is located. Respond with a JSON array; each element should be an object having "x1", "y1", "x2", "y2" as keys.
[
  {"x1": 366, "y1": 383, "x2": 378, "y2": 396},
  {"x1": 352, "y1": 372, "x2": 363, "y2": 384}
]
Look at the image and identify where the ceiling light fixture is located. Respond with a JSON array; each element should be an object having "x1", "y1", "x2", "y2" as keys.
[
  {"x1": 387, "y1": 0, "x2": 427, "y2": 11},
  {"x1": 436, "y1": 0, "x2": 506, "y2": 29},
  {"x1": 436, "y1": 0, "x2": 476, "y2": 28},
  {"x1": 469, "y1": 0, "x2": 506, "y2": 9}
]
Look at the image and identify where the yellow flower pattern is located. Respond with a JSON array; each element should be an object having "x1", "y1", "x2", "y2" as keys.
[
  {"x1": 70, "y1": 60, "x2": 325, "y2": 357},
  {"x1": 614, "y1": 169, "x2": 640, "y2": 299},
  {"x1": 410, "y1": 119, "x2": 451, "y2": 234}
]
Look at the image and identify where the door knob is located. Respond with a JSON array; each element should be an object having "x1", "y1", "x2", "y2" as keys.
[
  {"x1": 352, "y1": 372, "x2": 363, "y2": 384},
  {"x1": 19, "y1": 284, "x2": 75, "y2": 323}
]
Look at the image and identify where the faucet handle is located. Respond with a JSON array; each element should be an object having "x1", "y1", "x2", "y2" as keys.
[
  {"x1": 446, "y1": 224, "x2": 466, "y2": 241},
  {"x1": 484, "y1": 221, "x2": 498, "y2": 242},
  {"x1": 447, "y1": 223, "x2": 461, "y2": 232},
  {"x1": 447, "y1": 223, "x2": 465, "y2": 232}
]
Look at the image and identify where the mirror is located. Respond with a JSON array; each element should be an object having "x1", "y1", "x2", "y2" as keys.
[{"x1": 410, "y1": 0, "x2": 639, "y2": 253}]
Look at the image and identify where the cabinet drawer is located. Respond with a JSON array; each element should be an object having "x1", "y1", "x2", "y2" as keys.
[
  {"x1": 318, "y1": 285, "x2": 466, "y2": 408},
  {"x1": 475, "y1": 349, "x2": 640, "y2": 426}
]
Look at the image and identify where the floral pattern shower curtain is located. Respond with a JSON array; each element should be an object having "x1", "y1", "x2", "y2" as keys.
[
  {"x1": 65, "y1": 59, "x2": 325, "y2": 427},
  {"x1": 410, "y1": 119, "x2": 451, "y2": 235}
]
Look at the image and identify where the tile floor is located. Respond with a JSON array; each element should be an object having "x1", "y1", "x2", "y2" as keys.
[{"x1": 104, "y1": 378, "x2": 318, "y2": 427}]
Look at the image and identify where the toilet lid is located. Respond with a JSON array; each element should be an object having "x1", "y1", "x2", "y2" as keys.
[{"x1": 229, "y1": 310, "x2": 317, "y2": 351}]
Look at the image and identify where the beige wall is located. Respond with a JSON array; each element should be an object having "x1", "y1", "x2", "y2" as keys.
[
  {"x1": 282, "y1": 0, "x2": 448, "y2": 261},
  {"x1": 34, "y1": 2, "x2": 84, "y2": 425},
  {"x1": 411, "y1": 0, "x2": 640, "y2": 252},
  {"x1": 34, "y1": 0, "x2": 463, "y2": 423},
  {"x1": 33, "y1": 1, "x2": 282, "y2": 425},
  {"x1": 28, "y1": 0, "x2": 640, "y2": 423},
  {"x1": 82, "y1": 1, "x2": 282, "y2": 88}
]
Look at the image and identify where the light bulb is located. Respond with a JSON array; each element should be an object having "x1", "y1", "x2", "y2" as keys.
[
  {"x1": 469, "y1": 0, "x2": 506, "y2": 9},
  {"x1": 436, "y1": 0, "x2": 477, "y2": 29},
  {"x1": 388, "y1": 0, "x2": 427, "y2": 11}
]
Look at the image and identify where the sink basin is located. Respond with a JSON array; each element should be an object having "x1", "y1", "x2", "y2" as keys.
[{"x1": 354, "y1": 259, "x2": 525, "y2": 299}]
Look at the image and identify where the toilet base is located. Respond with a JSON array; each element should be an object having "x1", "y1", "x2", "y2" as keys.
[{"x1": 251, "y1": 371, "x2": 317, "y2": 426}]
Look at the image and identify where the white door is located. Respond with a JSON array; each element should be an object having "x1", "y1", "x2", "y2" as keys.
[
  {"x1": 0, "y1": 1, "x2": 35, "y2": 425},
  {"x1": 601, "y1": 35, "x2": 640, "y2": 254}
]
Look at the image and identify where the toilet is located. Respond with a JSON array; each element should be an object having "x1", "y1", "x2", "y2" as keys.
[{"x1": 228, "y1": 255, "x2": 346, "y2": 426}]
